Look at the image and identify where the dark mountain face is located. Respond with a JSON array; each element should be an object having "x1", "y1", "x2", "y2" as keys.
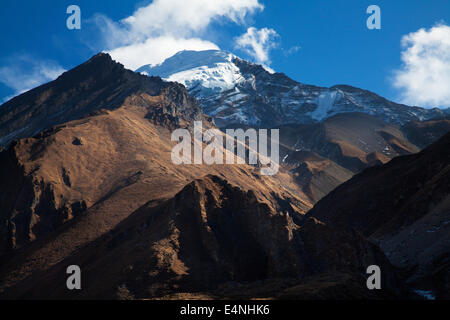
[
  {"x1": 401, "y1": 119, "x2": 450, "y2": 148},
  {"x1": 0, "y1": 53, "x2": 204, "y2": 148},
  {"x1": 0, "y1": 175, "x2": 404, "y2": 299},
  {"x1": 308, "y1": 132, "x2": 450, "y2": 298}
]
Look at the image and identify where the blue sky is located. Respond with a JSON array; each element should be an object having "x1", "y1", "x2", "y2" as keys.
[{"x1": 1, "y1": 0, "x2": 449, "y2": 108}]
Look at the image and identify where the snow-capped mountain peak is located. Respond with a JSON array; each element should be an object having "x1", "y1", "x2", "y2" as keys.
[
  {"x1": 137, "y1": 50, "x2": 244, "y2": 95},
  {"x1": 136, "y1": 50, "x2": 446, "y2": 127}
]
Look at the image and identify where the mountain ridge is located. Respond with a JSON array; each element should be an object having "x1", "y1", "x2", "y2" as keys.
[
  {"x1": 137, "y1": 49, "x2": 446, "y2": 128},
  {"x1": 0, "y1": 53, "x2": 205, "y2": 148}
]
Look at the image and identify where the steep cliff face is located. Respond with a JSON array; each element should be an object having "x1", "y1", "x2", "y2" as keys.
[
  {"x1": 0, "y1": 143, "x2": 88, "y2": 257},
  {"x1": 0, "y1": 175, "x2": 403, "y2": 299}
]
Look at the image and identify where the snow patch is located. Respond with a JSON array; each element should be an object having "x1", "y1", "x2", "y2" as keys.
[
  {"x1": 137, "y1": 50, "x2": 244, "y2": 94},
  {"x1": 309, "y1": 90, "x2": 338, "y2": 121}
]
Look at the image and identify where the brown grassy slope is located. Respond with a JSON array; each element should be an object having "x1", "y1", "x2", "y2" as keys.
[
  {"x1": 0, "y1": 53, "x2": 200, "y2": 147},
  {"x1": 283, "y1": 150, "x2": 354, "y2": 202},
  {"x1": 275, "y1": 112, "x2": 420, "y2": 203},
  {"x1": 279, "y1": 112, "x2": 420, "y2": 173},
  {"x1": 0, "y1": 95, "x2": 310, "y2": 294}
]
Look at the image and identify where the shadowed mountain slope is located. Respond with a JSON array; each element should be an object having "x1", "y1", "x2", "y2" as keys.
[
  {"x1": 282, "y1": 150, "x2": 354, "y2": 202},
  {"x1": 401, "y1": 119, "x2": 450, "y2": 149},
  {"x1": 0, "y1": 175, "x2": 404, "y2": 300},
  {"x1": 308, "y1": 132, "x2": 450, "y2": 298}
]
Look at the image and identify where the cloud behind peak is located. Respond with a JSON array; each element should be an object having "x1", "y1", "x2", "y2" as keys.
[
  {"x1": 393, "y1": 24, "x2": 450, "y2": 108},
  {"x1": 101, "y1": 0, "x2": 265, "y2": 70}
]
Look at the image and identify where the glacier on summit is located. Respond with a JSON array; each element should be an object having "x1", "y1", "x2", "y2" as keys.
[
  {"x1": 137, "y1": 50, "x2": 445, "y2": 127},
  {"x1": 138, "y1": 50, "x2": 244, "y2": 95}
]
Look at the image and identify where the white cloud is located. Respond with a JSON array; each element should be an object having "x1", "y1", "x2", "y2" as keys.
[
  {"x1": 96, "y1": 0, "x2": 264, "y2": 70},
  {"x1": 109, "y1": 37, "x2": 219, "y2": 71},
  {"x1": 0, "y1": 55, "x2": 65, "y2": 102},
  {"x1": 235, "y1": 27, "x2": 279, "y2": 68},
  {"x1": 284, "y1": 45, "x2": 301, "y2": 56},
  {"x1": 120, "y1": 0, "x2": 263, "y2": 40},
  {"x1": 393, "y1": 24, "x2": 450, "y2": 108}
]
